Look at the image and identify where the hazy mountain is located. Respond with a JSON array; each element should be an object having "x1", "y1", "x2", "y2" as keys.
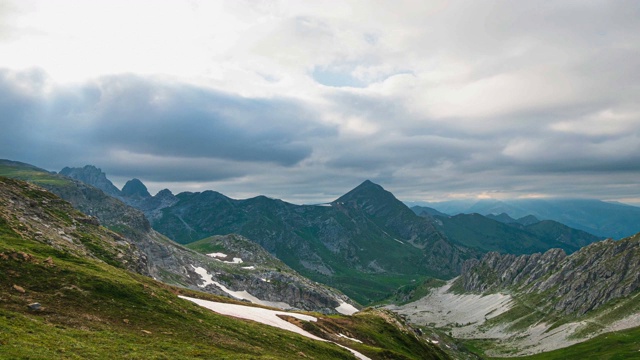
[
  {"x1": 59, "y1": 165, "x2": 122, "y2": 197},
  {"x1": 485, "y1": 212, "x2": 540, "y2": 225},
  {"x1": 410, "y1": 205, "x2": 448, "y2": 218},
  {"x1": 423, "y1": 198, "x2": 640, "y2": 239},
  {"x1": 58, "y1": 166, "x2": 178, "y2": 220},
  {"x1": 426, "y1": 212, "x2": 602, "y2": 255}
]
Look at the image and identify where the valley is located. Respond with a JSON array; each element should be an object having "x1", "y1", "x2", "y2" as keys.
[{"x1": 2, "y1": 158, "x2": 640, "y2": 359}]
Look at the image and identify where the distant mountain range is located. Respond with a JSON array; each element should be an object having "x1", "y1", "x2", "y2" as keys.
[
  {"x1": 0, "y1": 160, "x2": 353, "y2": 313},
  {"x1": 5, "y1": 158, "x2": 640, "y2": 358},
  {"x1": 409, "y1": 198, "x2": 640, "y2": 239},
  {"x1": 57, "y1": 163, "x2": 612, "y2": 304},
  {"x1": 412, "y1": 207, "x2": 604, "y2": 255}
]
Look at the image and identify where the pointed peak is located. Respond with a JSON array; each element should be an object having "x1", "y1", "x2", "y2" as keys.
[
  {"x1": 121, "y1": 178, "x2": 151, "y2": 198},
  {"x1": 59, "y1": 165, "x2": 121, "y2": 197},
  {"x1": 352, "y1": 179, "x2": 383, "y2": 191},
  {"x1": 155, "y1": 188, "x2": 174, "y2": 197},
  {"x1": 334, "y1": 180, "x2": 400, "y2": 208}
]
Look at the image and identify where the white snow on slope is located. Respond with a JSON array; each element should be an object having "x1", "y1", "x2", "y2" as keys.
[
  {"x1": 207, "y1": 252, "x2": 228, "y2": 258},
  {"x1": 179, "y1": 296, "x2": 371, "y2": 360},
  {"x1": 207, "y1": 253, "x2": 244, "y2": 264},
  {"x1": 335, "y1": 300, "x2": 359, "y2": 315},
  {"x1": 387, "y1": 279, "x2": 513, "y2": 330},
  {"x1": 338, "y1": 333, "x2": 363, "y2": 343},
  {"x1": 191, "y1": 265, "x2": 290, "y2": 309},
  {"x1": 242, "y1": 266, "x2": 256, "y2": 270}
]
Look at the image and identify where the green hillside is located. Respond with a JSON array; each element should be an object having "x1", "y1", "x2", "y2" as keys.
[{"x1": 0, "y1": 175, "x2": 450, "y2": 359}]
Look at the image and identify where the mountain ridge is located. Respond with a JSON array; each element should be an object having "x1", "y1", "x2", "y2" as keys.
[{"x1": 1, "y1": 160, "x2": 355, "y2": 313}]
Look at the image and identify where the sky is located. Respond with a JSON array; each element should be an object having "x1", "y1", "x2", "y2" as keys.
[{"x1": 1, "y1": 0, "x2": 639, "y2": 205}]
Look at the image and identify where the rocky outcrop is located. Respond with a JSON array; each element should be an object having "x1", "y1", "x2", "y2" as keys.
[
  {"x1": 458, "y1": 234, "x2": 640, "y2": 315},
  {"x1": 121, "y1": 178, "x2": 151, "y2": 199},
  {"x1": 60, "y1": 165, "x2": 121, "y2": 197},
  {"x1": 0, "y1": 177, "x2": 148, "y2": 275}
]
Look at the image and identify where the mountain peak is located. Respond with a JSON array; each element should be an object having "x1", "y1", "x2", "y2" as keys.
[
  {"x1": 59, "y1": 165, "x2": 121, "y2": 197},
  {"x1": 335, "y1": 180, "x2": 389, "y2": 203},
  {"x1": 333, "y1": 180, "x2": 411, "y2": 218},
  {"x1": 121, "y1": 178, "x2": 151, "y2": 198}
]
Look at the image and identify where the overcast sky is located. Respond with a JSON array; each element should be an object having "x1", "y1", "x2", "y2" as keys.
[{"x1": 1, "y1": 0, "x2": 639, "y2": 204}]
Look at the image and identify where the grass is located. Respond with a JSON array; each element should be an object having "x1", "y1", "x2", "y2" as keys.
[
  {"x1": 0, "y1": 175, "x2": 450, "y2": 359},
  {"x1": 509, "y1": 326, "x2": 640, "y2": 360},
  {"x1": 0, "y1": 219, "x2": 356, "y2": 359}
]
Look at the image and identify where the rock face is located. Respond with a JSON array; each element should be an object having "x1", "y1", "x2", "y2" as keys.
[
  {"x1": 0, "y1": 176, "x2": 148, "y2": 275},
  {"x1": 458, "y1": 234, "x2": 640, "y2": 315},
  {"x1": 58, "y1": 166, "x2": 178, "y2": 220},
  {"x1": 60, "y1": 165, "x2": 122, "y2": 197}
]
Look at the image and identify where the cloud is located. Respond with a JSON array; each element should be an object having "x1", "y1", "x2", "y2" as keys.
[
  {"x1": 1, "y1": 1, "x2": 640, "y2": 204},
  {"x1": 0, "y1": 69, "x2": 334, "y2": 182}
]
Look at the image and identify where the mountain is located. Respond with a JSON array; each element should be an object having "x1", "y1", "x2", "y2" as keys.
[
  {"x1": 389, "y1": 232, "x2": 640, "y2": 357},
  {"x1": 59, "y1": 165, "x2": 122, "y2": 197},
  {"x1": 128, "y1": 179, "x2": 469, "y2": 304},
  {"x1": 485, "y1": 212, "x2": 540, "y2": 225},
  {"x1": 0, "y1": 175, "x2": 450, "y2": 359},
  {"x1": 423, "y1": 198, "x2": 640, "y2": 239},
  {"x1": 58, "y1": 165, "x2": 179, "y2": 220},
  {"x1": 410, "y1": 206, "x2": 449, "y2": 218},
  {"x1": 1, "y1": 160, "x2": 354, "y2": 313},
  {"x1": 121, "y1": 178, "x2": 151, "y2": 199},
  {"x1": 457, "y1": 235, "x2": 640, "y2": 315},
  {"x1": 426, "y1": 213, "x2": 602, "y2": 255}
]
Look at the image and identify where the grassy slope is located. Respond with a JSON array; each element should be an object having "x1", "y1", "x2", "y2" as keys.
[
  {"x1": 506, "y1": 326, "x2": 640, "y2": 360},
  {"x1": 0, "y1": 178, "x2": 355, "y2": 359},
  {"x1": 0, "y1": 175, "x2": 449, "y2": 359}
]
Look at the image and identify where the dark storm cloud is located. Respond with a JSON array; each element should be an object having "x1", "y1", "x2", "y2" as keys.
[
  {"x1": 84, "y1": 75, "x2": 331, "y2": 165},
  {"x1": 0, "y1": 69, "x2": 335, "y2": 181}
]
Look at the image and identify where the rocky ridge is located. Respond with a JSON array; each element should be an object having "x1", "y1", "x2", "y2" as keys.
[
  {"x1": 1, "y1": 160, "x2": 354, "y2": 313},
  {"x1": 458, "y1": 234, "x2": 640, "y2": 315}
]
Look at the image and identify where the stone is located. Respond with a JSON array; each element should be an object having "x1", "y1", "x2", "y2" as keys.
[
  {"x1": 28, "y1": 303, "x2": 41, "y2": 311},
  {"x1": 12, "y1": 284, "x2": 25, "y2": 293}
]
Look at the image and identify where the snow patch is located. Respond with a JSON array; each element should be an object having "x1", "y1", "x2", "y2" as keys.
[
  {"x1": 179, "y1": 296, "x2": 371, "y2": 360},
  {"x1": 191, "y1": 265, "x2": 216, "y2": 288},
  {"x1": 394, "y1": 239, "x2": 404, "y2": 244},
  {"x1": 190, "y1": 265, "x2": 290, "y2": 309},
  {"x1": 207, "y1": 253, "x2": 244, "y2": 264},
  {"x1": 242, "y1": 266, "x2": 256, "y2": 270},
  {"x1": 225, "y1": 257, "x2": 243, "y2": 264},
  {"x1": 335, "y1": 301, "x2": 359, "y2": 315},
  {"x1": 207, "y1": 252, "x2": 228, "y2": 258},
  {"x1": 338, "y1": 333, "x2": 363, "y2": 343}
]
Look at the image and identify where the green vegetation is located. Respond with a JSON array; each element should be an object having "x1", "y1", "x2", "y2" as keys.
[
  {"x1": 0, "y1": 160, "x2": 72, "y2": 188},
  {"x1": 511, "y1": 326, "x2": 640, "y2": 360},
  {"x1": 0, "y1": 175, "x2": 448, "y2": 359},
  {"x1": 0, "y1": 199, "x2": 354, "y2": 359},
  {"x1": 299, "y1": 309, "x2": 450, "y2": 359},
  {"x1": 385, "y1": 277, "x2": 446, "y2": 305}
]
